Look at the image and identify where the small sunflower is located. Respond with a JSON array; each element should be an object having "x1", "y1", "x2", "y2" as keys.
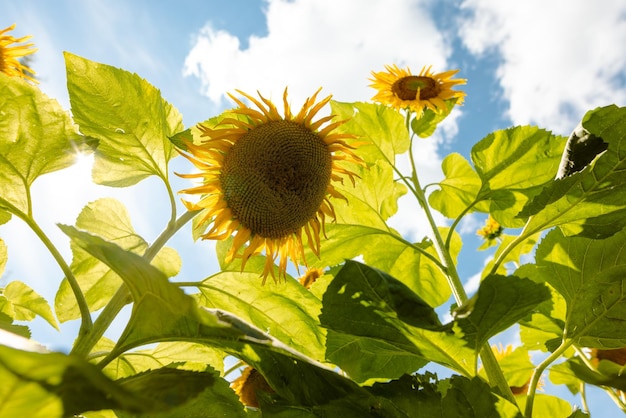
[
  {"x1": 477, "y1": 215, "x2": 504, "y2": 241},
  {"x1": 179, "y1": 88, "x2": 362, "y2": 282},
  {"x1": 369, "y1": 64, "x2": 465, "y2": 115},
  {"x1": 0, "y1": 24, "x2": 37, "y2": 82},
  {"x1": 231, "y1": 366, "x2": 274, "y2": 408}
]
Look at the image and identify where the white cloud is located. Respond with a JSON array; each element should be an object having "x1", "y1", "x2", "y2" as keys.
[
  {"x1": 459, "y1": 0, "x2": 626, "y2": 134},
  {"x1": 183, "y1": 0, "x2": 465, "y2": 240},
  {"x1": 183, "y1": 0, "x2": 452, "y2": 108}
]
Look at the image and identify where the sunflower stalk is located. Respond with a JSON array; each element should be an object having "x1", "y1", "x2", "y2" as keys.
[{"x1": 404, "y1": 112, "x2": 518, "y2": 407}]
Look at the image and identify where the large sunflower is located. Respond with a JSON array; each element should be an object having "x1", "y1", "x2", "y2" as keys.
[
  {"x1": 0, "y1": 24, "x2": 37, "y2": 82},
  {"x1": 178, "y1": 88, "x2": 362, "y2": 282},
  {"x1": 369, "y1": 64, "x2": 465, "y2": 115}
]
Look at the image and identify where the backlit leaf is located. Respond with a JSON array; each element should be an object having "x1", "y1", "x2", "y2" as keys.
[
  {"x1": 55, "y1": 198, "x2": 181, "y2": 322},
  {"x1": 0, "y1": 73, "x2": 82, "y2": 215},
  {"x1": 521, "y1": 105, "x2": 626, "y2": 239},
  {"x1": 2, "y1": 281, "x2": 58, "y2": 330},
  {"x1": 306, "y1": 224, "x2": 453, "y2": 308},
  {"x1": 470, "y1": 126, "x2": 566, "y2": 227},
  {"x1": 455, "y1": 275, "x2": 550, "y2": 351},
  {"x1": 196, "y1": 271, "x2": 326, "y2": 362},
  {"x1": 530, "y1": 228, "x2": 626, "y2": 348},
  {"x1": 65, "y1": 52, "x2": 183, "y2": 187},
  {"x1": 320, "y1": 261, "x2": 474, "y2": 383},
  {"x1": 429, "y1": 152, "x2": 487, "y2": 219}
]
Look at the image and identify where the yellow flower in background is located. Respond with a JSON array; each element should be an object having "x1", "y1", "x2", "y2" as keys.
[
  {"x1": 476, "y1": 215, "x2": 504, "y2": 241},
  {"x1": 298, "y1": 267, "x2": 324, "y2": 289},
  {"x1": 179, "y1": 88, "x2": 363, "y2": 282},
  {"x1": 231, "y1": 366, "x2": 274, "y2": 408},
  {"x1": 0, "y1": 24, "x2": 37, "y2": 82},
  {"x1": 369, "y1": 64, "x2": 465, "y2": 115}
]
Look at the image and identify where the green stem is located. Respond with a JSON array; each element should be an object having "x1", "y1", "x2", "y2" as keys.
[
  {"x1": 525, "y1": 339, "x2": 572, "y2": 417},
  {"x1": 70, "y1": 210, "x2": 198, "y2": 358},
  {"x1": 404, "y1": 112, "x2": 516, "y2": 406},
  {"x1": 21, "y1": 214, "x2": 93, "y2": 337}
]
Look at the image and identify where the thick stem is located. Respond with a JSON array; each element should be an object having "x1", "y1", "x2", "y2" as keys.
[
  {"x1": 70, "y1": 210, "x2": 198, "y2": 358},
  {"x1": 405, "y1": 113, "x2": 516, "y2": 406},
  {"x1": 22, "y1": 214, "x2": 93, "y2": 336}
]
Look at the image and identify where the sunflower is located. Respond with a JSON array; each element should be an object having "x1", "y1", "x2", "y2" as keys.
[
  {"x1": 0, "y1": 24, "x2": 37, "y2": 82},
  {"x1": 476, "y1": 215, "x2": 504, "y2": 241},
  {"x1": 178, "y1": 88, "x2": 362, "y2": 282},
  {"x1": 369, "y1": 64, "x2": 465, "y2": 115},
  {"x1": 231, "y1": 366, "x2": 274, "y2": 408}
]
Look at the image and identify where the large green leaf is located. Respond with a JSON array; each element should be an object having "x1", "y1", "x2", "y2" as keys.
[
  {"x1": 115, "y1": 367, "x2": 246, "y2": 418},
  {"x1": 196, "y1": 271, "x2": 326, "y2": 362},
  {"x1": 328, "y1": 101, "x2": 408, "y2": 227},
  {"x1": 91, "y1": 338, "x2": 224, "y2": 380},
  {"x1": 306, "y1": 223, "x2": 454, "y2": 308},
  {"x1": 470, "y1": 126, "x2": 566, "y2": 227},
  {"x1": 455, "y1": 275, "x2": 550, "y2": 351},
  {"x1": 529, "y1": 228, "x2": 626, "y2": 348},
  {"x1": 0, "y1": 281, "x2": 58, "y2": 330},
  {"x1": 521, "y1": 105, "x2": 626, "y2": 238},
  {"x1": 0, "y1": 73, "x2": 82, "y2": 215},
  {"x1": 65, "y1": 52, "x2": 183, "y2": 187},
  {"x1": 330, "y1": 101, "x2": 409, "y2": 165},
  {"x1": 320, "y1": 261, "x2": 475, "y2": 383},
  {"x1": 55, "y1": 198, "x2": 181, "y2": 322},
  {"x1": 0, "y1": 344, "x2": 228, "y2": 417}
]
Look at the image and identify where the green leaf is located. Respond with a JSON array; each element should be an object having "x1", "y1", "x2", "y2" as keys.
[
  {"x1": 92, "y1": 338, "x2": 224, "y2": 380},
  {"x1": 0, "y1": 345, "x2": 140, "y2": 416},
  {"x1": 411, "y1": 99, "x2": 457, "y2": 138},
  {"x1": 521, "y1": 105, "x2": 626, "y2": 238},
  {"x1": 1, "y1": 281, "x2": 58, "y2": 330},
  {"x1": 471, "y1": 126, "x2": 566, "y2": 227},
  {"x1": 530, "y1": 228, "x2": 626, "y2": 348},
  {"x1": 196, "y1": 271, "x2": 326, "y2": 362},
  {"x1": 0, "y1": 344, "x2": 231, "y2": 417},
  {"x1": 0, "y1": 238, "x2": 6, "y2": 277},
  {"x1": 331, "y1": 160, "x2": 407, "y2": 227},
  {"x1": 115, "y1": 367, "x2": 246, "y2": 418},
  {"x1": 320, "y1": 261, "x2": 475, "y2": 383},
  {"x1": 516, "y1": 394, "x2": 576, "y2": 418},
  {"x1": 482, "y1": 233, "x2": 540, "y2": 278},
  {"x1": 557, "y1": 357, "x2": 626, "y2": 392},
  {"x1": 455, "y1": 275, "x2": 550, "y2": 351},
  {"x1": 307, "y1": 223, "x2": 453, "y2": 308},
  {"x1": 65, "y1": 52, "x2": 184, "y2": 187},
  {"x1": 55, "y1": 198, "x2": 181, "y2": 322},
  {"x1": 0, "y1": 73, "x2": 82, "y2": 214},
  {"x1": 478, "y1": 346, "x2": 535, "y2": 390},
  {"x1": 326, "y1": 101, "x2": 409, "y2": 228},
  {"x1": 0, "y1": 312, "x2": 30, "y2": 338},
  {"x1": 429, "y1": 153, "x2": 488, "y2": 219},
  {"x1": 330, "y1": 101, "x2": 409, "y2": 165}
]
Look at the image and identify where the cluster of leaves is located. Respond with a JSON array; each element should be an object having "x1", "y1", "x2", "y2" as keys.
[{"x1": 1, "y1": 52, "x2": 625, "y2": 417}]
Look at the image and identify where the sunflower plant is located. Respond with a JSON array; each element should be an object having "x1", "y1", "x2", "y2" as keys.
[{"x1": 1, "y1": 30, "x2": 626, "y2": 418}]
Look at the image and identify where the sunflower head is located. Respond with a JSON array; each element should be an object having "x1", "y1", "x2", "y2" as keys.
[
  {"x1": 369, "y1": 64, "x2": 465, "y2": 116},
  {"x1": 0, "y1": 24, "x2": 37, "y2": 82},
  {"x1": 178, "y1": 88, "x2": 363, "y2": 282}
]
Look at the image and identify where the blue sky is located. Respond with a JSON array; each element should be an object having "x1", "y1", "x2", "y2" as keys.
[{"x1": 3, "y1": 0, "x2": 626, "y2": 415}]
